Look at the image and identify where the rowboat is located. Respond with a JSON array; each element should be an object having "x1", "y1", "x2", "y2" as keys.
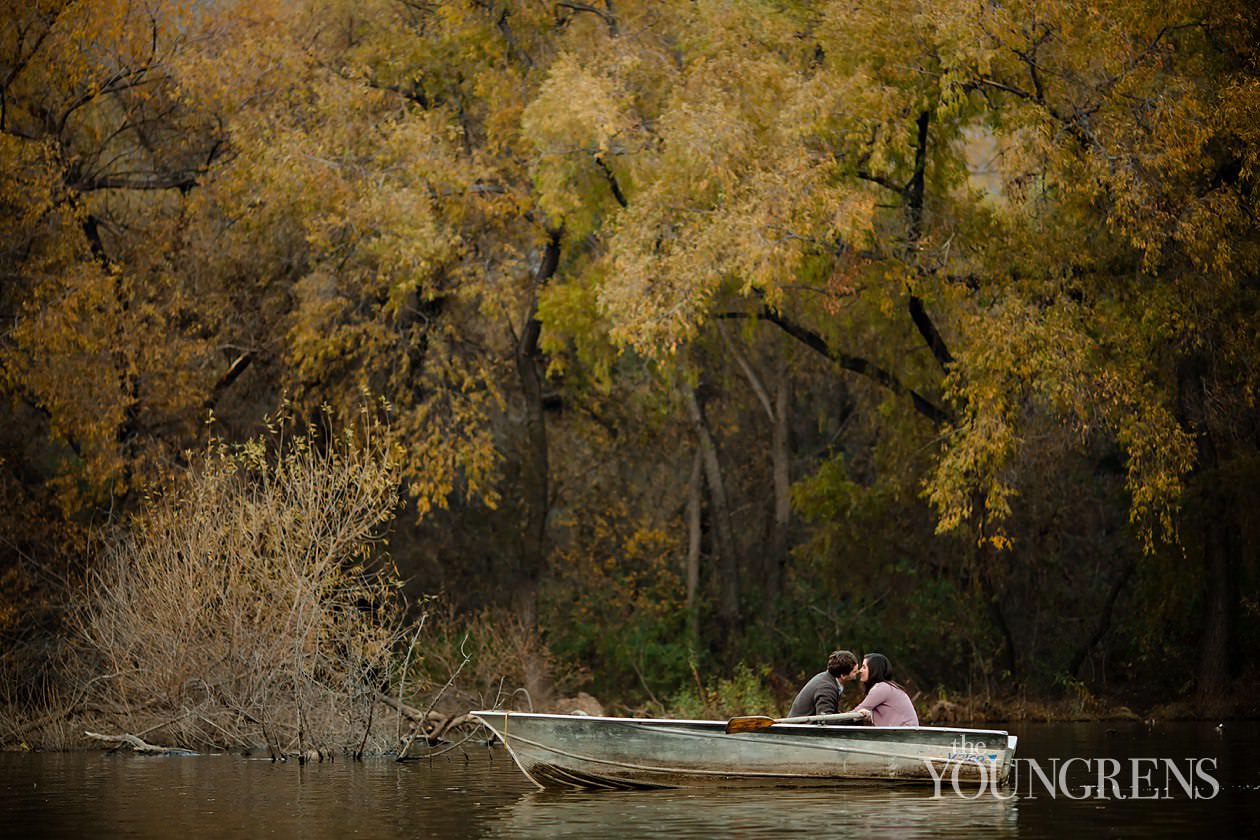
[{"x1": 472, "y1": 710, "x2": 1018, "y2": 791}]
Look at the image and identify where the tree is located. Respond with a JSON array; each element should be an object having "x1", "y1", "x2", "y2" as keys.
[
  {"x1": 4, "y1": 0, "x2": 1257, "y2": 714},
  {"x1": 532, "y1": 0, "x2": 1259, "y2": 688},
  {"x1": 1, "y1": 0, "x2": 230, "y2": 513}
]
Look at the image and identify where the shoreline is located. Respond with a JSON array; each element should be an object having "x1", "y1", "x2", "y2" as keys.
[{"x1": 4, "y1": 687, "x2": 1258, "y2": 753}]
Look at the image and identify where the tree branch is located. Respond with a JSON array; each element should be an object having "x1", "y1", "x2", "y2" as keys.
[
  {"x1": 70, "y1": 171, "x2": 202, "y2": 192},
  {"x1": 205, "y1": 351, "x2": 254, "y2": 409},
  {"x1": 719, "y1": 309, "x2": 952, "y2": 426},
  {"x1": 0, "y1": 4, "x2": 65, "y2": 132},
  {"x1": 555, "y1": 2, "x2": 619, "y2": 37},
  {"x1": 1067, "y1": 558, "x2": 1135, "y2": 678},
  {"x1": 717, "y1": 321, "x2": 774, "y2": 421},
  {"x1": 594, "y1": 153, "x2": 628, "y2": 208},
  {"x1": 908, "y1": 295, "x2": 953, "y2": 371},
  {"x1": 328, "y1": 62, "x2": 435, "y2": 109},
  {"x1": 855, "y1": 169, "x2": 905, "y2": 195},
  {"x1": 963, "y1": 78, "x2": 1094, "y2": 152}
]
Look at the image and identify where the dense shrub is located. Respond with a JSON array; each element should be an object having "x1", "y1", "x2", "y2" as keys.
[{"x1": 72, "y1": 409, "x2": 413, "y2": 754}]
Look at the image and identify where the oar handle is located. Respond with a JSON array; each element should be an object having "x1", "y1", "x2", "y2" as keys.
[
  {"x1": 777, "y1": 711, "x2": 865, "y2": 724},
  {"x1": 725, "y1": 709, "x2": 864, "y2": 733}
]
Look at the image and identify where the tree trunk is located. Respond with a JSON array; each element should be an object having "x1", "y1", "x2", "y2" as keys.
[
  {"x1": 976, "y1": 505, "x2": 1018, "y2": 685},
  {"x1": 512, "y1": 229, "x2": 561, "y2": 630},
  {"x1": 1177, "y1": 356, "x2": 1238, "y2": 701},
  {"x1": 1197, "y1": 512, "x2": 1233, "y2": 699},
  {"x1": 1068, "y1": 558, "x2": 1135, "y2": 679},
  {"x1": 979, "y1": 561, "x2": 1018, "y2": 685},
  {"x1": 685, "y1": 448, "x2": 703, "y2": 650},
  {"x1": 681, "y1": 382, "x2": 739, "y2": 638},
  {"x1": 767, "y1": 356, "x2": 791, "y2": 617},
  {"x1": 719, "y1": 324, "x2": 792, "y2": 620}
]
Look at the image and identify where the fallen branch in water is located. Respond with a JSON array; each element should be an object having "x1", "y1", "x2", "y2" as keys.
[
  {"x1": 376, "y1": 687, "x2": 473, "y2": 739},
  {"x1": 395, "y1": 712, "x2": 478, "y2": 759},
  {"x1": 397, "y1": 720, "x2": 483, "y2": 762},
  {"x1": 375, "y1": 692, "x2": 477, "y2": 758},
  {"x1": 84, "y1": 731, "x2": 198, "y2": 755}
]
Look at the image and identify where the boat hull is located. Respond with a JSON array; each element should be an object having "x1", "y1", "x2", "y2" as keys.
[{"x1": 472, "y1": 711, "x2": 1017, "y2": 791}]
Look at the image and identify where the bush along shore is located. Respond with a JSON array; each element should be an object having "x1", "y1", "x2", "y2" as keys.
[{"x1": 6, "y1": 656, "x2": 1255, "y2": 756}]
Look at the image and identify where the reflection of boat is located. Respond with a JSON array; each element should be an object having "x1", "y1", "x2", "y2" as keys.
[
  {"x1": 472, "y1": 711, "x2": 1017, "y2": 791},
  {"x1": 497, "y1": 785, "x2": 1019, "y2": 839}
]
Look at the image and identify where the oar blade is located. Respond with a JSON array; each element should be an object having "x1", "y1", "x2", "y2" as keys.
[{"x1": 724, "y1": 715, "x2": 777, "y2": 734}]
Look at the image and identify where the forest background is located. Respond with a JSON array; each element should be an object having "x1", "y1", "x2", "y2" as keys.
[{"x1": 2, "y1": 0, "x2": 1258, "y2": 751}]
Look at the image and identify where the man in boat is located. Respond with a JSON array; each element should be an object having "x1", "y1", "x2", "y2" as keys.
[{"x1": 787, "y1": 649, "x2": 859, "y2": 719}]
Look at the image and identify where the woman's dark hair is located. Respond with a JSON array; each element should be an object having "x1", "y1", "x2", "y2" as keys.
[
  {"x1": 862, "y1": 653, "x2": 904, "y2": 691},
  {"x1": 826, "y1": 650, "x2": 858, "y2": 678}
]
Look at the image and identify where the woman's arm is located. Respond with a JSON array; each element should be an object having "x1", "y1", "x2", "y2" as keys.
[{"x1": 854, "y1": 682, "x2": 892, "y2": 721}]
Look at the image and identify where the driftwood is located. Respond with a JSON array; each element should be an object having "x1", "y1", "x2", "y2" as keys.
[
  {"x1": 373, "y1": 692, "x2": 479, "y2": 759},
  {"x1": 395, "y1": 715, "x2": 480, "y2": 762},
  {"x1": 85, "y1": 731, "x2": 198, "y2": 756},
  {"x1": 375, "y1": 691, "x2": 428, "y2": 725}
]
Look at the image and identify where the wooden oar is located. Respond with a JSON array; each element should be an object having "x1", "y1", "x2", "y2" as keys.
[{"x1": 725, "y1": 710, "x2": 864, "y2": 734}]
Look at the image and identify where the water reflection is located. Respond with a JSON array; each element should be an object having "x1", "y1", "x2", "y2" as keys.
[
  {"x1": 1, "y1": 723, "x2": 1257, "y2": 839},
  {"x1": 1, "y1": 751, "x2": 538, "y2": 839},
  {"x1": 491, "y1": 784, "x2": 1018, "y2": 839}
]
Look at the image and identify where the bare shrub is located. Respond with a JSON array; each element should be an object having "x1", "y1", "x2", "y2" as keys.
[{"x1": 72, "y1": 407, "x2": 413, "y2": 755}]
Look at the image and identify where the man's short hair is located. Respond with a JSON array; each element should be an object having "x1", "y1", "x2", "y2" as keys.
[{"x1": 826, "y1": 649, "x2": 858, "y2": 677}]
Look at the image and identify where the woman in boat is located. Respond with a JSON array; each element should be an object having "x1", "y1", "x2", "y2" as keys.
[
  {"x1": 787, "y1": 649, "x2": 859, "y2": 718},
  {"x1": 854, "y1": 653, "x2": 919, "y2": 726}
]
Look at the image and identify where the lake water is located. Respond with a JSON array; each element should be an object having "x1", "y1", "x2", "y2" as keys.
[{"x1": 2, "y1": 722, "x2": 1257, "y2": 838}]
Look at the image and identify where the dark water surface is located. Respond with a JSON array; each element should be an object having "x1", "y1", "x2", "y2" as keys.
[{"x1": 2, "y1": 722, "x2": 1257, "y2": 838}]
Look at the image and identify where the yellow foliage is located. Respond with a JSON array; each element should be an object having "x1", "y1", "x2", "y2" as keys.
[{"x1": 3, "y1": 0, "x2": 1257, "y2": 560}]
